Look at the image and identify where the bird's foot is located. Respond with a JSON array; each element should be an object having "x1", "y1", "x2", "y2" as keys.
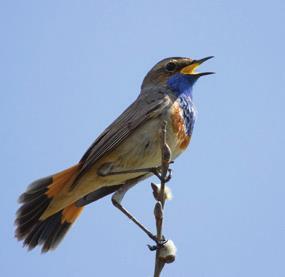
[
  {"x1": 151, "y1": 167, "x2": 172, "y2": 183},
  {"x1": 147, "y1": 236, "x2": 168, "y2": 251}
]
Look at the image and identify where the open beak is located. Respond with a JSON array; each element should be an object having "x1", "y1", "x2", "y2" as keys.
[{"x1": 180, "y1": 56, "x2": 215, "y2": 77}]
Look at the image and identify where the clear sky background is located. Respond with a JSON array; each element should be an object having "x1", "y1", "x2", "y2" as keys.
[{"x1": 1, "y1": 1, "x2": 284, "y2": 276}]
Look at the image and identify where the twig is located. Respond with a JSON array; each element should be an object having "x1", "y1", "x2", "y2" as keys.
[{"x1": 152, "y1": 121, "x2": 176, "y2": 277}]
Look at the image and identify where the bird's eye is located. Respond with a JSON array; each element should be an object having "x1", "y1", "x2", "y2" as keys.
[{"x1": 165, "y1": 62, "x2": 176, "y2": 72}]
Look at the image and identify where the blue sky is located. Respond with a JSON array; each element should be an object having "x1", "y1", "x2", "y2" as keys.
[{"x1": 1, "y1": 0, "x2": 285, "y2": 276}]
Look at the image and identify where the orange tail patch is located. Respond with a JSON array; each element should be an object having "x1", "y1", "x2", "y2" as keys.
[
  {"x1": 46, "y1": 164, "x2": 79, "y2": 198},
  {"x1": 62, "y1": 203, "x2": 83, "y2": 224}
]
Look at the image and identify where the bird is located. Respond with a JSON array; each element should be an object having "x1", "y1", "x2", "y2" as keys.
[{"x1": 15, "y1": 56, "x2": 213, "y2": 252}]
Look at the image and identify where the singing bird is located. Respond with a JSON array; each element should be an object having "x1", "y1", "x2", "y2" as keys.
[{"x1": 15, "y1": 56, "x2": 213, "y2": 252}]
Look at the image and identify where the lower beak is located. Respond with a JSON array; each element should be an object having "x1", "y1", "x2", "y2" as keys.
[{"x1": 181, "y1": 56, "x2": 215, "y2": 76}]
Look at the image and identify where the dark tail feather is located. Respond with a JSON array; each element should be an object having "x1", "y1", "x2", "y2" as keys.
[
  {"x1": 15, "y1": 165, "x2": 83, "y2": 252},
  {"x1": 18, "y1": 203, "x2": 83, "y2": 252},
  {"x1": 15, "y1": 176, "x2": 53, "y2": 241}
]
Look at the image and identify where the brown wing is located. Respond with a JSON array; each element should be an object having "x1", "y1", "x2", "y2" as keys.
[{"x1": 71, "y1": 87, "x2": 171, "y2": 189}]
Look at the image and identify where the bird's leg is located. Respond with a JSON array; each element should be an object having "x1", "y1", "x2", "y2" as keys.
[
  {"x1": 111, "y1": 182, "x2": 164, "y2": 244},
  {"x1": 99, "y1": 164, "x2": 173, "y2": 182},
  {"x1": 75, "y1": 185, "x2": 122, "y2": 207}
]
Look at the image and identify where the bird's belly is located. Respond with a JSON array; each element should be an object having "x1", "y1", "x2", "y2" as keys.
[
  {"x1": 109, "y1": 117, "x2": 164, "y2": 170},
  {"x1": 98, "y1": 111, "x2": 190, "y2": 179}
]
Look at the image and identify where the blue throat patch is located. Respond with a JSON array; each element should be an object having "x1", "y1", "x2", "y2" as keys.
[
  {"x1": 167, "y1": 73, "x2": 197, "y2": 98},
  {"x1": 167, "y1": 73, "x2": 197, "y2": 136}
]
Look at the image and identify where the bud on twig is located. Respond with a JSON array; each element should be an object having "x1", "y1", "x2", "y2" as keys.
[
  {"x1": 158, "y1": 240, "x2": 177, "y2": 264},
  {"x1": 154, "y1": 202, "x2": 163, "y2": 220},
  {"x1": 162, "y1": 143, "x2": 171, "y2": 164},
  {"x1": 151, "y1": 183, "x2": 173, "y2": 201}
]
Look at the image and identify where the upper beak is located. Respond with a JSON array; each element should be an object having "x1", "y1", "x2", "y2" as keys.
[{"x1": 180, "y1": 56, "x2": 215, "y2": 76}]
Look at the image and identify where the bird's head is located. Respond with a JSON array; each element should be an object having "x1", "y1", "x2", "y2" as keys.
[{"x1": 141, "y1": 56, "x2": 214, "y2": 97}]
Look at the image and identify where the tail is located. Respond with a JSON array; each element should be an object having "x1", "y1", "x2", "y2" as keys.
[{"x1": 15, "y1": 164, "x2": 83, "y2": 252}]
